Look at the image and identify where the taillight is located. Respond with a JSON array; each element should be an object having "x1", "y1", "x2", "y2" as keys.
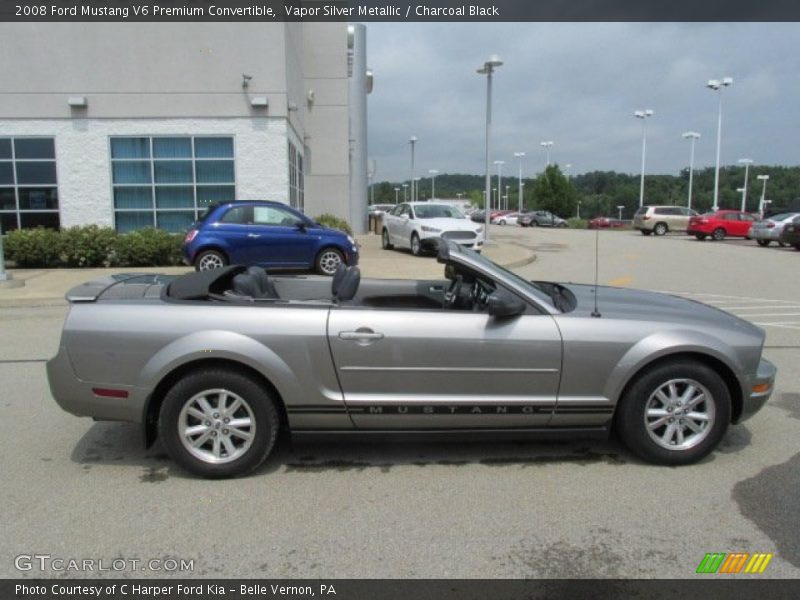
[
  {"x1": 184, "y1": 229, "x2": 198, "y2": 243},
  {"x1": 642, "y1": 215, "x2": 650, "y2": 220},
  {"x1": 766, "y1": 222, "x2": 775, "y2": 229}
]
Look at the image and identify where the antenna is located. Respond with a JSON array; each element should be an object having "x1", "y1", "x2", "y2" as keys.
[{"x1": 591, "y1": 229, "x2": 602, "y2": 318}]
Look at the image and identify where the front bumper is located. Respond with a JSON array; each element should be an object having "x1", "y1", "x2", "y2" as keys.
[{"x1": 737, "y1": 357, "x2": 777, "y2": 423}]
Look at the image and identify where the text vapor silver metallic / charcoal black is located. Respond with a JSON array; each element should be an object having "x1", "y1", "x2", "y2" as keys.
[{"x1": 47, "y1": 240, "x2": 775, "y2": 477}]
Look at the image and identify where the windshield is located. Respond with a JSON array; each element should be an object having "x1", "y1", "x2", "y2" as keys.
[{"x1": 414, "y1": 204, "x2": 465, "y2": 219}]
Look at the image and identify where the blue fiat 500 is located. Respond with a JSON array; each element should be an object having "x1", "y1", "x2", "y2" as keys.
[{"x1": 182, "y1": 200, "x2": 358, "y2": 276}]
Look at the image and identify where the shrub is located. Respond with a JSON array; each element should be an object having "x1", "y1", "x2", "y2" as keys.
[
  {"x1": 4, "y1": 227, "x2": 62, "y2": 268},
  {"x1": 313, "y1": 213, "x2": 353, "y2": 236},
  {"x1": 58, "y1": 225, "x2": 119, "y2": 267},
  {"x1": 567, "y1": 218, "x2": 588, "y2": 229},
  {"x1": 116, "y1": 228, "x2": 184, "y2": 267}
]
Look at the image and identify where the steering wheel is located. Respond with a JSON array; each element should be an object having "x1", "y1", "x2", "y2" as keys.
[
  {"x1": 471, "y1": 279, "x2": 490, "y2": 311},
  {"x1": 443, "y1": 275, "x2": 463, "y2": 309}
]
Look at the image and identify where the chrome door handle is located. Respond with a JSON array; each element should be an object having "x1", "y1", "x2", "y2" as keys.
[
  {"x1": 338, "y1": 329, "x2": 384, "y2": 343},
  {"x1": 429, "y1": 285, "x2": 444, "y2": 292},
  {"x1": 248, "y1": 233, "x2": 260, "y2": 238}
]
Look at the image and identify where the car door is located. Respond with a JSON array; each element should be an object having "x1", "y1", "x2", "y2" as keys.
[
  {"x1": 386, "y1": 204, "x2": 409, "y2": 246},
  {"x1": 212, "y1": 205, "x2": 253, "y2": 264},
  {"x1": 247, "y1": 204, "x2": 316, "y2": 267},
  {"x1": 326, "y1": 285, "x2": 563, "y2": 429}
]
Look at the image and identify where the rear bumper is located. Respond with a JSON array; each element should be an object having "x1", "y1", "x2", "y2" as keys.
[
  {"x1": 751, "y1": 229, "x2": 781, "y2": 241},
  {"x1": 47, "y1": 346, "x2": 146, "y2": 423},
  {"x1": 737, "y1": 357, "x2": 777, "y2": 423}
]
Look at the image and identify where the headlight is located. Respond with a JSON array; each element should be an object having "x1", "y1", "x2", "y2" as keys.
[
  {"x1": 347, "y1": 235, "x2": 356, "y2": 244},
  {"x1": 475, "y1": 226, "x2": 484, "y2": 233},
  {"x1": 421, "y1": 226, "x2": 441, "y2": 233}
]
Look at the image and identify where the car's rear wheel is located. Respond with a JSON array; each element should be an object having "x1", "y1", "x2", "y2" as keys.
[
  {"x1": 757, "y1": 239, "x2": 770, "y2": 247},
  {"x1": 558, "y1": 222, "x2": 568, "y2": 228},
  {"x1": 712, "y1": 228, "x2": 726, "y2": 241},
  {"x1": 315, "y1": 247, "x2": 344, "y2": 276},
  {"x1": 381, "y1": 228, "x2": 393, "y2": 250},
  {"x1": 615, "y1": 360, "x2": 730, "y2": 465},
  {"x1": 654, "y1": 222, "x2": 668, "y2": 236},
  {"x1": 498, "y1": 220, "x2": 506, "y2": 226},
  {"x1": 410, "y1": 232, "x2": 422, "y2": 256},
  {"x1": 695, "y1": 234, "x2": 706, "y2": 241},
  {"x1": 159, "y1": 369, "x2": 279, "y2": 478},
  {"x1": 195, "y1": 249, "x2": 227, "y2": 271}
]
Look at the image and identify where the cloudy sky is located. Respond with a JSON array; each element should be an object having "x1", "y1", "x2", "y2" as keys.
[{"x1": 365, "y1": 23, "x2": 800, "y2": 182}]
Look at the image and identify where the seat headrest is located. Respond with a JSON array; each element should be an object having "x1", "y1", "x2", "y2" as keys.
[
  {"x1": 246, "y1": 266, "x2": 279, "y2": 298},
  {"x1": 335, "y1": 267, "x2": 360, "y2": 302},
  {"x1": 331, "y1": 263, "x2": 347, "y2": 296},
  {"x1": 231, "y1": 273, "x2": 258, "y2": 298}
]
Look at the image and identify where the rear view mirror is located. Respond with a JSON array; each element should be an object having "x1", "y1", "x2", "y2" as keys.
[{"x1": 486, "y1": 289, "x2": 526, "y2": 318}]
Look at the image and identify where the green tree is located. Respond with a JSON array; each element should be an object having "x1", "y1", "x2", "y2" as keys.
[{"x1": 531, "y1": 165, "x2": 577, "y2": 217}]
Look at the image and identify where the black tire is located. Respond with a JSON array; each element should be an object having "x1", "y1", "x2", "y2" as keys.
[
  {"x1": 777, "y1": 241, "x2": 787, "y2": 248},
  {"x1": 159, "y1": 368, "x2": 280, "y2": 478},
  {"x1": 315, "y1": 247, "x2": 344, "y2": 276},
  {"x1": 641, "y1": 230, "x2": 652, "y2": 236},
  {"x1": 794, "y1": 244, "x2": 800, "y2": 251},
  {"x1": 194, "y1": 249, "x2": 228, "y2": 272},
  {"x1": 410, "y1": 232, "x2": 423, "y2": 256},
  {"x1": 381, "y1": 228, "x2": 393, "y2": 250},
  {"x1": 695, "y1": 234, "x2": 706, "y2": 241},
  {"x1": 712, "y1": 228, "x2": 726, "y2": 241},
  {"x1": 756, "y1": 239, "x2": 770, "y2": 247},
  {"x1": 653, "y1": 222, "x2": 668, "y2": 236},
  {"x1": 498, "y1": 220, "x2": 506, "y2": 226},
  {"x1": 615, "y1": 360, "x2": 731, "y2": 465}
]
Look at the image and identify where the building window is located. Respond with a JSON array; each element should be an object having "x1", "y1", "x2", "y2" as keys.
[
  {"x1": 288, "y1": 141, "x2": 304, "y2": 212},
  {"x1": 0, "y1": 137, "x2": 60, "y2": 232},
  {"x1": 111, "y1": 136, "x2": 235, "y2": 233}
]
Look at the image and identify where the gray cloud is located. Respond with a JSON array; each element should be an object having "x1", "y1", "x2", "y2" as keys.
[{"x1": 365, "y1": 23, "x2": 800, "y2": 181}]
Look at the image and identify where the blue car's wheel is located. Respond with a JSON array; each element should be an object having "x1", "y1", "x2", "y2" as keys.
[
  {"x1": 315, "y1": 247, "x2": 344, "y2": 276},
  {"x1": 195, "y1": 249, "x2": 227, "y2": 272}
]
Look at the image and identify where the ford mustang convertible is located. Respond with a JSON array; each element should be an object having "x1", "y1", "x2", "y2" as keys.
[{"x1": 47, "y1": 241, "x2": 775, "y2": 478}]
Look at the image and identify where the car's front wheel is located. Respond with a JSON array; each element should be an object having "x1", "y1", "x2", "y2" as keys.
[
  {"x1": 615, "y1": 360, "x2": 730, "y2": 465},
  {"x1": 712, "y1": 228, "x2": 726, "y2": 241},
  {"x1": 159, "y1": 369, "x2": 280, "y2": 478},
  {"x1": 381, "y1": 228, "x2": 393, "y2": 250},
  {"x1": 315, "y1": 247, "x2": 344, "y2": 276},
  {"x1": 410, "y1": 232, "x2": 423, "y2": 256},
  {"x1": 757, "y1": 239, "x2": 770, "y2": 247},
  {"x1": 695, "y1": 234, "x2": 706, "y2": 241},
  {"x1": 195, "y1": 249, "x2": 227, "y2": 271}
]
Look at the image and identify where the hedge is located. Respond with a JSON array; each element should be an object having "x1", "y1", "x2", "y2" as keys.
[
  {"x1": 4, "y1": 226, "x2": 184, "y2": 268},
  {"x1": 313, "y1": 213, "x2": 353, "y2": 236}
]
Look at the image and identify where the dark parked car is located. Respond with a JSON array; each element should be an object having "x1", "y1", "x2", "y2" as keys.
[
  {"x1": 589, "y1": 216, "x2": 627, "y2": 229},
  {"x1": 779, "y1": 216, "x2": 800, "y2": 250},
  {"x1": 519, "y1": 211, "x2": 567, "y2": 227},
  {"x1": 182, "y1": 200, "x2": 358, "y2": 275}
]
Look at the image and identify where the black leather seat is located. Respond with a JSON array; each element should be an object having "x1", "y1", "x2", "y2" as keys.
[
  {"x1": 331, "y1": 263, "x2": 347, "y2": 297},
  {"x1": 334, "y1": 267, "x2": 360, "y2": 303},
  {"x1": 246, "y1": 266, "x2": 279, "y2": 299}
]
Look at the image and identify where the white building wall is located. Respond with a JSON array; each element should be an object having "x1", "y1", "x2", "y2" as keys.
[{"x1": 0, "y1": 118, "x2": 289, "y2": 228}]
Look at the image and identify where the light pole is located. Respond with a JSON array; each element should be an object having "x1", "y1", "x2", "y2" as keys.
[
  {"x1": 477, "y1": 55, "x2": 503, "y2": 242},
  {"x1": 577, "y1": 201, "x2": 582, "y2": 219},
  {"x1": 514, "y1": 151, "x2": 525, "y2": 213},
  {"x1": 757, "y1": 174, "x2": 769, "y2": 216},
  {"x1": 393, "y1": 187, "x2": 399, "y2": 204},
  {"x1": 634, "y1": 109, "x2": 654, "y2": 207},
  {"x1": 505, "y1": 185, "x2": 510, "y2": 211},
  {"x1": 409, "y1": 136, "x2": 418, "y2": 202},
  {"x1": 0, "y1": 222, "x2": 10, "y2": 284},
  {"x1": 736, "y1": 187, "x2": 746, "y2": 211},
  {"x1": 402, "y1": 183, "x2": 408, "y2": 202},
  {"x1": 540, "y1": 141, "x2": 554, "y2": 167},
  {"x1": 707, "y1": 77, "x2": 733, "y2": 211},
  {"x1": 682, "y1": 131, "x2": 700, "y2": 210},
  {"x1": 617, "y1": 205, "x2": 625, "y2": 220},
  {"x1": 492, "y1": 188, "x2": 497, "y2": 210},
  {"x1": 565, "y1": 163, "x2": 572, "y2": 178},
  {"x1": 494, "y1": 160, "x2": 505, "y2": 213},
  {"x1": 428, "y1": 169, "x2": 438, "y2": 201},
  {"x1": 413, "y1": 177, "x2": 421, "y2": 202},
  {"x1": 737, "y1": 158, "x2": 753, "y2": 211}
]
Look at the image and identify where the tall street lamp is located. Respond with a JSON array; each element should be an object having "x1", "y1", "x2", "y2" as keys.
[
  {"x1": 494, "y1": 160, "x2": 505, "y2": 213},
  {"x1": 682, "y1": 131, "x2": 700, "y2": 210},
  {"x1": 617, "y1": 205, "x2": 625, "y2": 220},
  {"x1": 393, "y1": 187, "x2": 399, "y2": 204},
  {"x1": 504, "y1": 185, "x2": 510, "y2": 211},
  {"x1": 477, "y1": 55, "x2": 503, "y2": 242},
  {"x1": 413, "y1": 177, "x2": 421, "y2": 201},
  {"x1": 402, "y1": 183, "x2": 408, "y2": 202},
  {"x1": 577, "y1": 201, "x2": 582, "y2": 219},
  {"x1": 409, "y1": 136, "x2": 418, "y2": 202},
  {"x1": 707, "y1": 77, "x2": 733, "y2": 211},
  {"x1": 737, "y1": 158, "x2": 753, "y2": 211},
  {"x1": 540, "y1": 141, "x2": 554, "y2": 167},
  {"x1": 428, "y1": 169, "x2": 438, "y2": 201},
  {"x1": 565, "y1": 163, "x2": 572, "y2": 178},
  {"x1": 634, "y1": 109, "x2": 654, "y2": 207},
  {"x1": 757, "y1": 174, "x2": 769, "y2": 216},
  {"x1": 736, "y1": 187, "x2": 746, "y2": 210},
  {"x1": 514, "y1": 151, "x2": 525, "y2": 213}
]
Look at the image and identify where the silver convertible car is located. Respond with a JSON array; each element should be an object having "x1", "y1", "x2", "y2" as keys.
[{"x1": 47, "y1": 241, "x2": 776, "y2": 478}]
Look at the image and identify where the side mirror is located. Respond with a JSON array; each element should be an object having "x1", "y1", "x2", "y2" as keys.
[
  {"x1": 296, "y1": 221, "x2": 308, "y2": 232},
  {"x1": 486, "y1": 289, "x2": 526, "y2": 318}
]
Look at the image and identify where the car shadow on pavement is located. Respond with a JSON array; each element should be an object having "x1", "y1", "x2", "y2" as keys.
[{"x1": 69, "y1": 420, "x2": 752, "y2": 478}]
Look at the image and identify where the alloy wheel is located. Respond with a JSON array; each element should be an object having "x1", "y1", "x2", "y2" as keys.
[
  {"x1": 198, "y1": 253, "x2": 224, "y2": 271},
  {"x1": 318, "y1": 250, "x2": 343, "y2": 275},
  {"x1": 644, "y1": 378, "x2": 715, "y2": 451}
]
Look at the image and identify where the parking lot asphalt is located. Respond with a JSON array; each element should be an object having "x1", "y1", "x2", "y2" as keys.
[{"x1": 1, "y1": 226, "x2": 798, "y2": 579}]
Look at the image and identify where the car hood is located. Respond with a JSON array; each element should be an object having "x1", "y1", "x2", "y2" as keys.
[
  {"x1": 558, "y1": 283, "x2": 763, "y2": 335},
  {"x1": 417, "y1": 218, "x2": 480, "y2": 231}
]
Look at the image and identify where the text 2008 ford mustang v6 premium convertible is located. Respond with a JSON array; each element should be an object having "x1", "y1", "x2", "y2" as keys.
[{"x1": 47, "y1": 241, "x2": 775, "y2": 477}]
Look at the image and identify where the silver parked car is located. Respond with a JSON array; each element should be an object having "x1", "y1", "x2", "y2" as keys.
[
  {"x1": 749, "y1": 213, "x2": 800, "y2": 247},
  {"x1": 48, "y1": 241, "x2": 775, "y2": 478}
]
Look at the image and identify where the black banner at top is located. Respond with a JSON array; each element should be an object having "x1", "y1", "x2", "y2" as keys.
[{"x1": 2, "y1": 0, "x2": 800, "y2": 22}]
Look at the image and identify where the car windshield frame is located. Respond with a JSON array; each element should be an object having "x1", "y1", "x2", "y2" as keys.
[{"x1": 413, "y1": 204, "x2": 466, "y2": 219}]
